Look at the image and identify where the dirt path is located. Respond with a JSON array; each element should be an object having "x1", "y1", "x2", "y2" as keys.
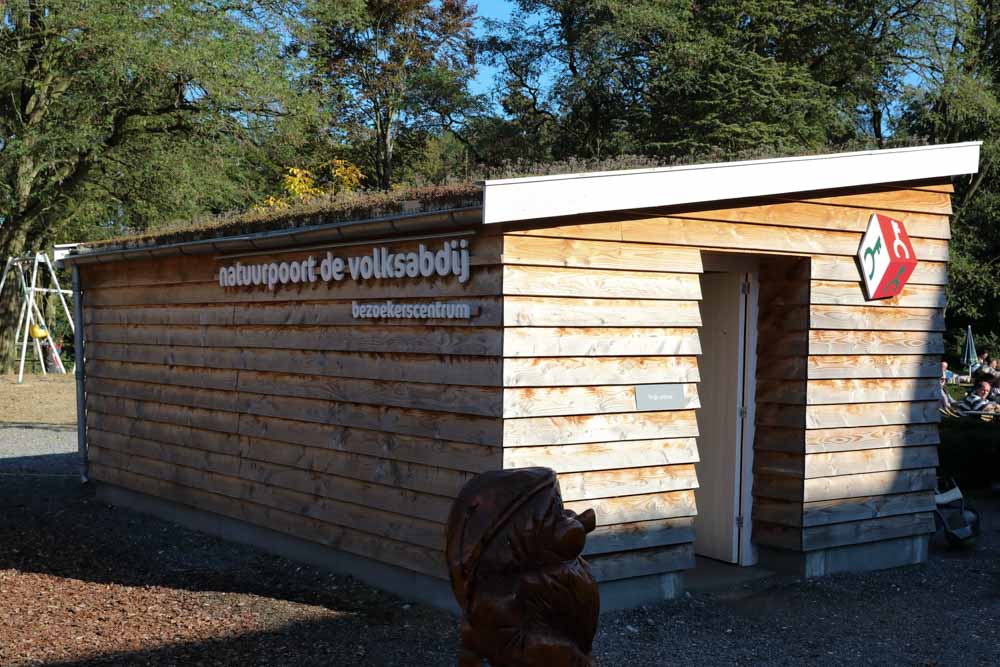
[
  {"x1": 1, "y1": 429, "x2": 998, "y2": 666},
  {"x1": 0, "y1": 374, "x2": 77, "y2": 426}
]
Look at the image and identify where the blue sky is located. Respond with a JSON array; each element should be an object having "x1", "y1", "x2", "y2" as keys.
[
  {"x1": 470, "y1": 0, "x2": 515, "y2": 96},
  {"x1": 476, "y1": 0, "x2": 515, "y2": 22}
]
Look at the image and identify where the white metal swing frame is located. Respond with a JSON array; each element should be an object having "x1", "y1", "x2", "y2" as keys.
[{"x1": 0, "y1": 252, "x2": 76, "y2": 384}]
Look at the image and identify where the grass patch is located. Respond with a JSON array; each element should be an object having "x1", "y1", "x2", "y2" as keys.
[
  {"x1": 945, "y1": 384, "x2": 970, "y2": 402},
  {"x1": 0, "y1": 374, "x2": 77, "y2": 425}
]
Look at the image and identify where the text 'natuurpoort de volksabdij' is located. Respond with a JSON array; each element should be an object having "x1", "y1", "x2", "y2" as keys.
[{"x1": 218, "y1": 239, "x2": 471, "y2": 291}]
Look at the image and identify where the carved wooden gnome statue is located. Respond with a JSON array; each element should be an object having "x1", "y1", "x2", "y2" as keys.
[{"x1": 445, "y1": 467, "x2": 600, "y2": 666}]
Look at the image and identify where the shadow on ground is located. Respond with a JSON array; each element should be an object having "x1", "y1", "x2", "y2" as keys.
[
  {"x1": 23, "y1": 617, "x2": 409, "y2": 667},
  {"x1": 0, "y1": 451, "x2": 78, "y2": 474},
  {"x1": 0, "y1": 471, "x2": 459, "y2": 665},
  {"x1": 0, "y1": 422, "x2": 76, "y2": 431},
  {"x1": 0, "y1": 473, "x2": 407, "y2": 612}
]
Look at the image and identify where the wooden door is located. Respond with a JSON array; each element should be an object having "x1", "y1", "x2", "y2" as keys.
[{"x1": 694, "y1": 272, "x2": 746, "y2": 563}]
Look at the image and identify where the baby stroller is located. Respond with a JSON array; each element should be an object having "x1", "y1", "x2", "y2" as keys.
[{"x1": 934, "y1": 478, "x2": 980, "y2": 546}]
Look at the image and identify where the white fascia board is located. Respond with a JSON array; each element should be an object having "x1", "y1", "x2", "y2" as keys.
[{"x1": 482, "y1": 141, "x2": 981, "y2": 225}]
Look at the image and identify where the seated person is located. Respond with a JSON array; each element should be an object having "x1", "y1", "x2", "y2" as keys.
[
  {"x1": 941, "y1": 361, "x2": 959, "y2": 407},
  {"x1": 989, "y1": 377, "x2": 1000, "y2": 403},
  {"x1": 941, "y1": 360, "x2": 956, "y2": 385},
  {"x1": 958, "y1": 381, "x2": 999, "y2": 414},
  {"x1": 975, "y1": 359, "x2": 998, "y2": 382}
]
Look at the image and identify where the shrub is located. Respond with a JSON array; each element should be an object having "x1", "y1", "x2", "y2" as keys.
[{"x1": 937, "y1": 419, "x2": 1000, "y2": 491}]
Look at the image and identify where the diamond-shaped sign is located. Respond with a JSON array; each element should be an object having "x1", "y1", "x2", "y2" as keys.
[{"x1": 856, "y1": 213, "x2": 918, "y2": 300}]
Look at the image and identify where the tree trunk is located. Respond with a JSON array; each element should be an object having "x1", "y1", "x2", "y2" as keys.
[
  {"x1": 382, "y1": 130, "x2": 393, "y2": 190},
  {"x1": 0, "y1": 275, "x2": 23, "y2": 374},
  {"x1": 0, "y1": 223, "x2": 29, "y2": 373},
  {"x1": 373, "y1": 108, "x2": 395, "y2": 191}
]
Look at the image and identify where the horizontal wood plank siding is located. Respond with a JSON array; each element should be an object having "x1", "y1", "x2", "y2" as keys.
[
  {"x1": 85, "y1": 269, "x2": 504, "y2": 306},
  {"x1": 85, "y1": 298, "x2": 505, "y2": 327},
  {"x1": 81, "y1": 229, "x2": 502, "y2": 578},
  {"x1": 502, "y1": 181, "x2": 950, "y2": 578},
  {"x1": 755, "y1": 512, "x2": 937, "y2": 552},
  {"x1": 86, "y1": 342, "x2": 504, "y2": 386},
  {"x1": 501, "y1": 236, "x2": 705, "y2": 581},
  {"x1": 81, "y1": 236, "x2": 503, "y2": 290},
  {"x1": 791, "y1": 185, "x2": 947, "y2": 564},
  {"x1": 753, "y1": 257, "x2": 812, "y2": 545},
  {"x1": 810, "y1": 256, "x2": 947, "y2": 285},
  {"x1": 90, "y1": 462, "x2": 448, "y2": 578},
  {"x1": 511, "y1": 217, "x2": 948, "y2": 260}
]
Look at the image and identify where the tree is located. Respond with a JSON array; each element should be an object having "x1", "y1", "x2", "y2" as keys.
[
  {"x1": 479, "y1": 1, "x2": 932, "y2": 161},
  {"x1": 480, "y1": 1, "x2": 656, "y2": 160},
  {"x1": 894, "y1": 0, "x2": 1000, "y2": 353},
  {"x1": 299, "y1": 0, "x2": 478, "y2": 189},
  {"x1": 0, "y1": 0, "x2": 314, "y2": 368}
]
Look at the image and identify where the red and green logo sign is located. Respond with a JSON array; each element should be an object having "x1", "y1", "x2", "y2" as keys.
[{"x1": 856, "y1": 213, "x2": 918, "y2": 300}]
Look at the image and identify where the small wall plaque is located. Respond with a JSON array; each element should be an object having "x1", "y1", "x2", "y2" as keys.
[{"x1": 634, "y1": 384, "x2": 688, "y2": 411}]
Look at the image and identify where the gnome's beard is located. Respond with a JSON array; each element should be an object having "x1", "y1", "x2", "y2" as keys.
[{"x1": 462, "y1": 558, "x2": 599, "y2": 666}]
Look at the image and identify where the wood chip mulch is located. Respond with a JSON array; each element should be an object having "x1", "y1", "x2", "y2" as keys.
[{"x1": 0, "y1": 476, "x2": 456, "y2": 666}]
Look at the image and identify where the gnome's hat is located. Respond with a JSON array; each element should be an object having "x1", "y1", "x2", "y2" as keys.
[{"x1": 445, "y1": 467, "x2": 559, "y2": 608}]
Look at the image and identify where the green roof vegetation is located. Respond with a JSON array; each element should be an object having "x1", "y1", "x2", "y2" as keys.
[{"x1": 82, "y1": 183, "x2": 483, "y2": 250}]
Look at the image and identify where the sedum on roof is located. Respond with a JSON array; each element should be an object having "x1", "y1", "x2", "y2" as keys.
[{"x1": 82, "y1": 183, "x2": 484, "y2": 252}]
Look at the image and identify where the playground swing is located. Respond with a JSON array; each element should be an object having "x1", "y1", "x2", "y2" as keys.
[{"x1": 0, "y1": 252, "x2": 75, "y2": 384}]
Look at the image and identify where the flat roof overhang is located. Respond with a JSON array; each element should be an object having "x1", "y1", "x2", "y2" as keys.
[{"x1": 482, "y1": 141, "x2": 982, "y2": 225}]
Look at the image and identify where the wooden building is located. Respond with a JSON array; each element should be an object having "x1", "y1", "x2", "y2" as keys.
[{"x1": 62, "y1": 143, "x2": 980, "y2": 611}]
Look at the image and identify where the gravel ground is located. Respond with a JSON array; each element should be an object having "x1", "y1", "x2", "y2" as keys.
[
  {"x1": 1, "y1": 427, "x2": 999, "y2": 666},
  {"x1": 0, "y1": 424, "x2": 76, "y2": 472}
]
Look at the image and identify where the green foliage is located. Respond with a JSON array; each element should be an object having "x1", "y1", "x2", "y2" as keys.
[
  {"x1": 0, "y1": 0, "x2": 320, "y2": 369},
  {"x1": 479, "y1": 0, "x2": 915, "y2": 161},
  {"x1": 296, "y1": 0, "x2": 480, "y2": 189},
  {"x1": 938, "y1": 419, "x2": 1000, "y2": 491},
  {"x1": 892, "y1": 1, "x2": 1000, "y2": 352},
  {"x1": 402, "y1": 131, "x2": 473, "y2": 185},
  {"x1": 0, "y1": 0, "x2": 316, "y2": 251}
]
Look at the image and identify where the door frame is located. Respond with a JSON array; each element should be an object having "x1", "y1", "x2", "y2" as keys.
[
  {"x1": 700, "y1": 253, "x2": 759, "y2": 567},
  {"x1": 737, "y1": 270, "x2": 759, "y2": 566}
]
